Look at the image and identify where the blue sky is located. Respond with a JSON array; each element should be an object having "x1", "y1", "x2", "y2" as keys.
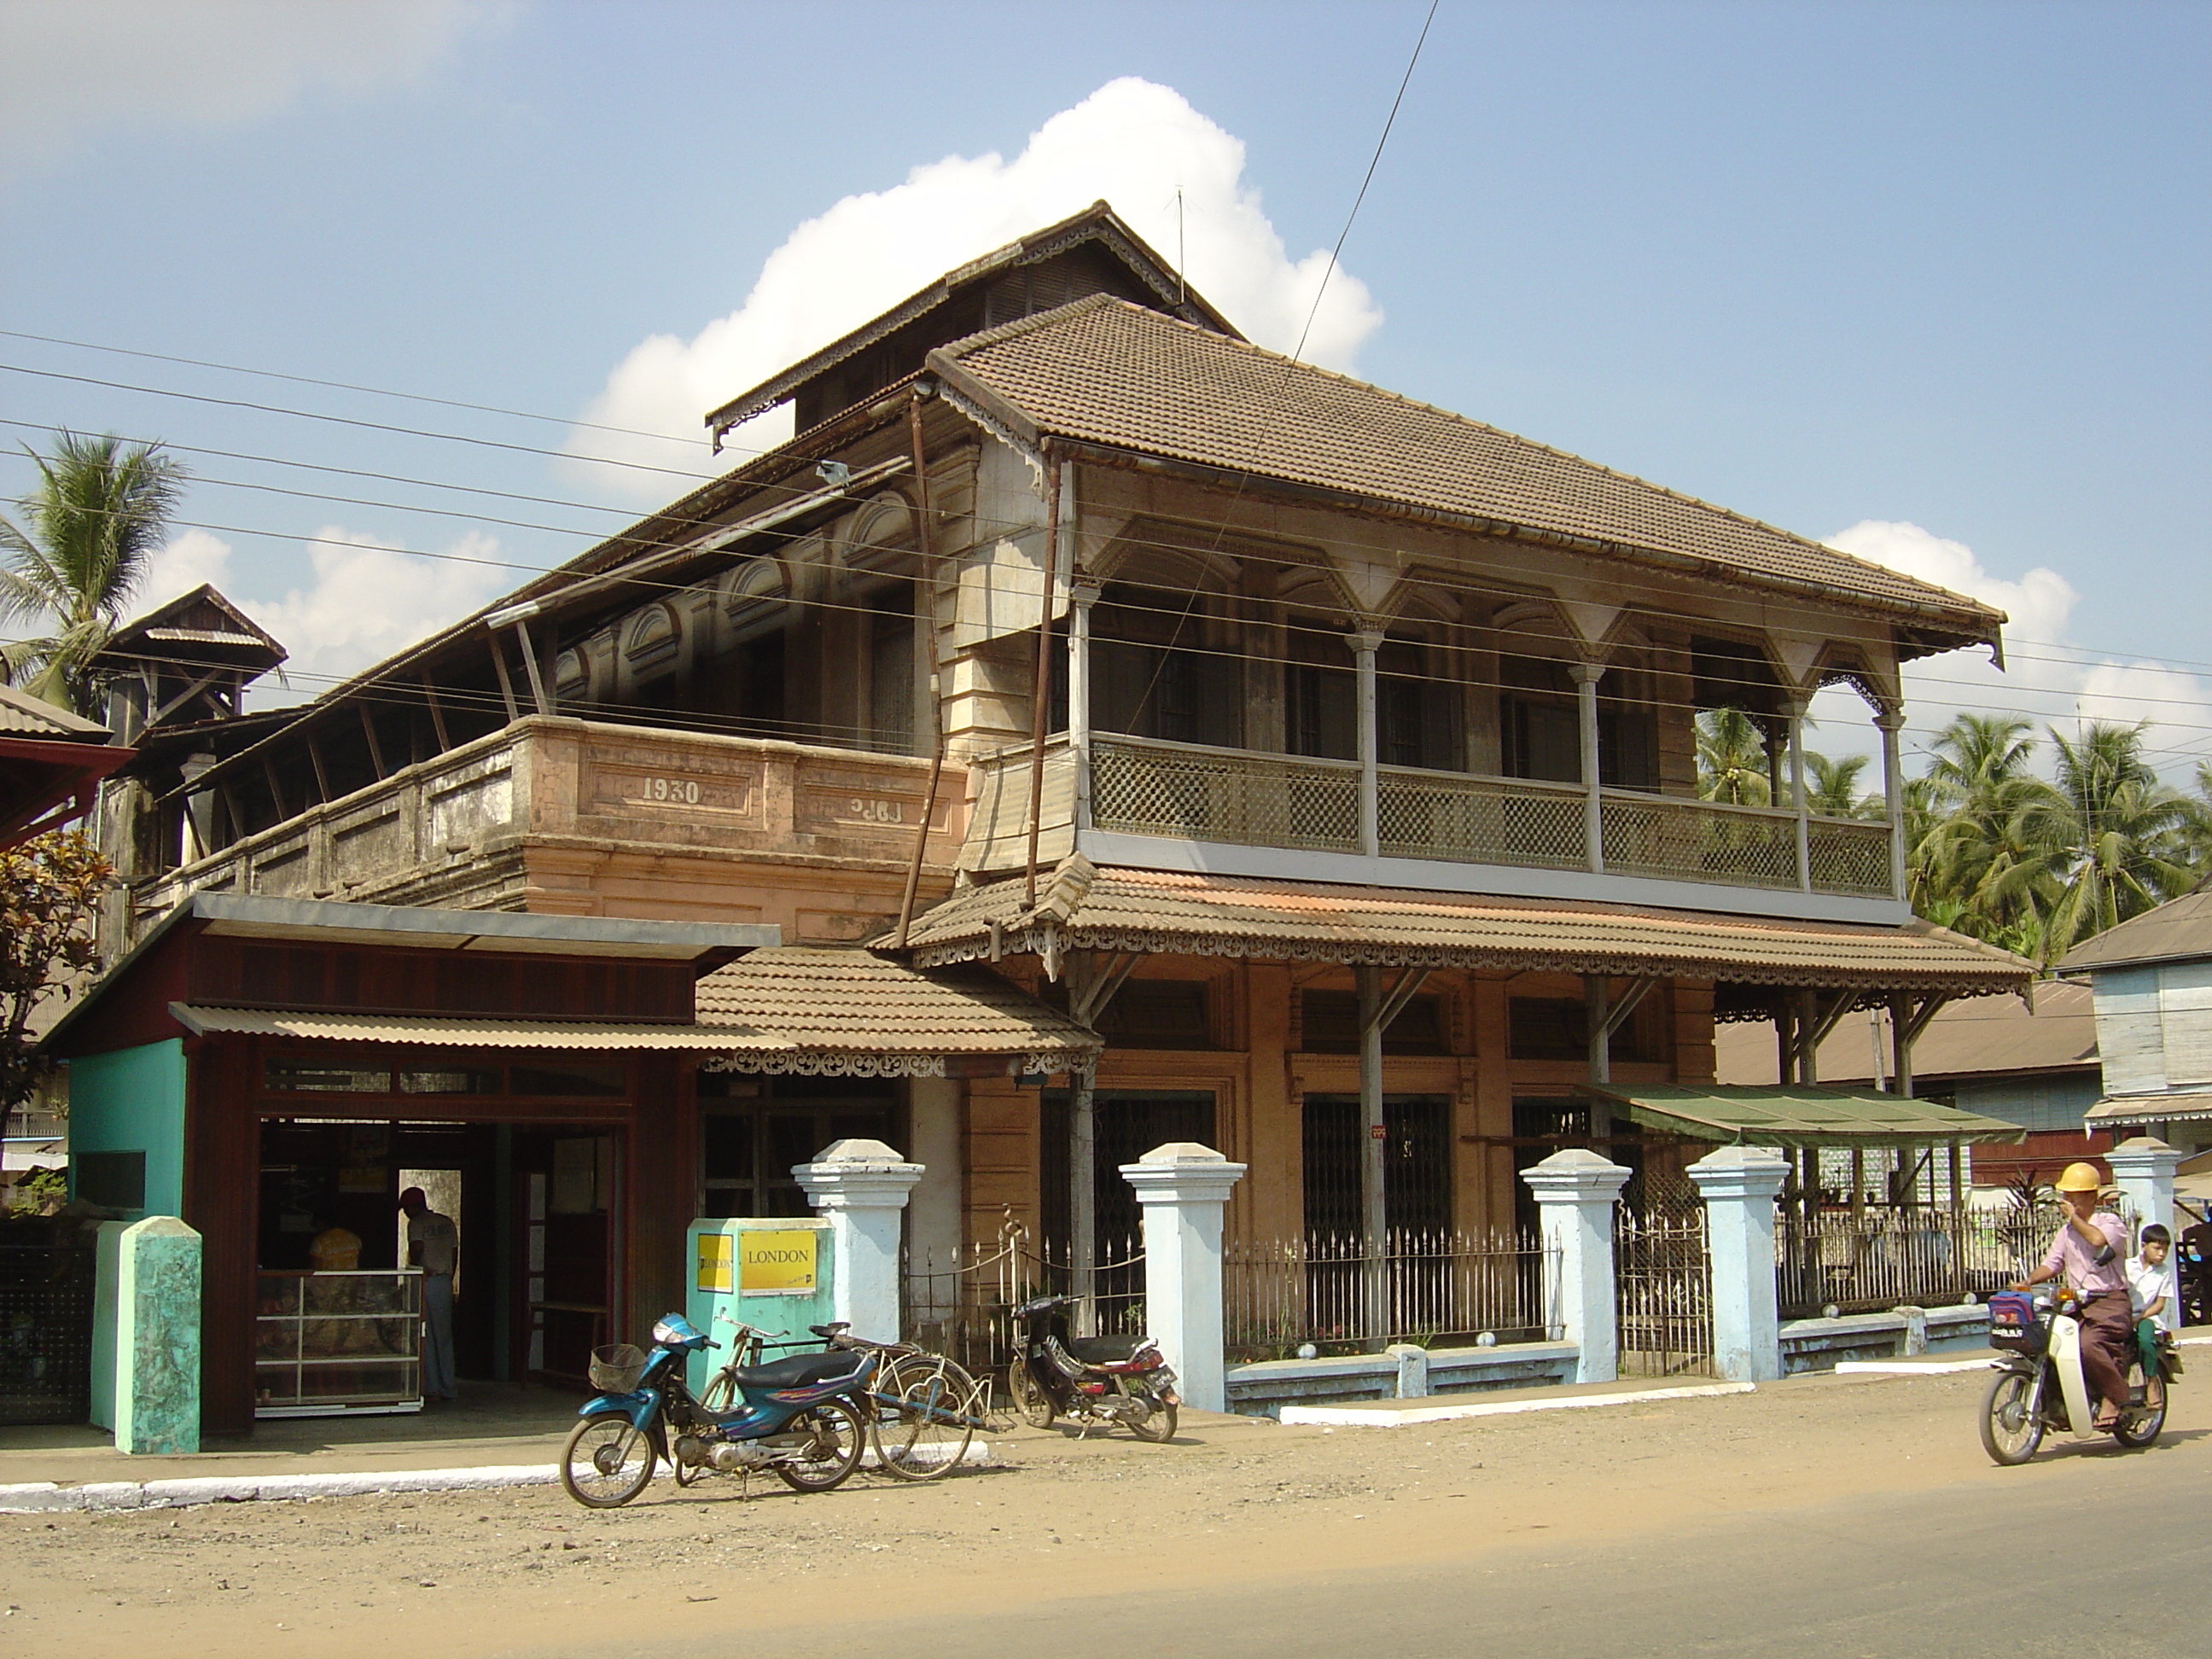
[{"x1": 0, "y1": 1, "x2": 2204, "y2": 769}]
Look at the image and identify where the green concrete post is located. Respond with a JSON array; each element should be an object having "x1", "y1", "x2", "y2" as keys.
[{"x1": 114, "y1": 1216, "x2": 201, "y2": 1455}]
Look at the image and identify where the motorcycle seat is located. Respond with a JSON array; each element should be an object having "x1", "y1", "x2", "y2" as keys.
[
  {"x1": 1067, "y1": 1335, "x2": 1147, "y2": 1365},
  {"x1": 719, "y1": 1353, "x2": 866, "y2": 1390}
]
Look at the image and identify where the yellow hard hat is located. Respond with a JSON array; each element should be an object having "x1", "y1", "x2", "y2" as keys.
[{"x1": 2054, "y1": 1161, "x2": 2104, "y2": 1193}]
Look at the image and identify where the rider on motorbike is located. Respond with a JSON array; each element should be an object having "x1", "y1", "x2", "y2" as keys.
[{"x1": 2017, "y1": 1162, "x2": 2134, "y2": 1431}]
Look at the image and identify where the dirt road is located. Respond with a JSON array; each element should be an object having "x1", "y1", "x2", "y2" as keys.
[{"x1": 5, "y1": 1371, "x2": 2202, "y2": 1657}]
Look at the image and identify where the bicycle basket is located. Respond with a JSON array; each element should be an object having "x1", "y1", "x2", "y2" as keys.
[{"x1": 588, "y1": 1343, "x2": 649, "y2": 1393}]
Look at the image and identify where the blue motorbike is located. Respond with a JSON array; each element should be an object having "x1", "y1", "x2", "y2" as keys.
[{"x1": 559, "y1": 1313, "x2": 876, "y2": 1508}]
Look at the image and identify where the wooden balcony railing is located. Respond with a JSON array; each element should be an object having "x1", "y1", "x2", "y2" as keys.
[{"x1": 1074, "y1": 736, "x2": 1896, "y2": 900}]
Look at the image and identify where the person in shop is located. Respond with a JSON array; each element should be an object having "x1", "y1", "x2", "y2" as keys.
[{"x1": 399, "y1": 1187, "x2": 458, "y2": 1402}]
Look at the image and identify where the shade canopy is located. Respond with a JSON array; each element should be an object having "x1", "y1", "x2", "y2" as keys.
[
  {"x1": 2085, "y1": 1094, "x2": 2212, "y2": 1128},
  {"x1": 1582, "y1": 1083, "x2": 2026, "y2": 1148}
]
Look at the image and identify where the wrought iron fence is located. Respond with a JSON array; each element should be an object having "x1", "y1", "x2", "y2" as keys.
[
  {"x1": 1615, "y1": 1208, "x2": 1715, "y2": 1377},
  {"x1": 1775, "y1": 1202, "x2": 2068, "y2": 1319},
  {"x1": 0, "y1": 1227, "x2": 96, "y2": 1426},
  {"x1": 1223, "y1": 1229, "x2": 1560, "y2": 1362},
  {"x1": 902, "y1": 1215, "x2": 1146, "y2": 1384}
]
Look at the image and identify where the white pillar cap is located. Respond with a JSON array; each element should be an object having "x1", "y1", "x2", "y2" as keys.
[
  {"x1": 2107, "y1": 1136, "x2": 2184, "y2": 1169},
  {"x1": 1119, "y1": 1141, "x2": 1247, "y2": 1206},
  {"x1": 1520, "y1": 1147, "x2": 1633, "y2": 1202},
  {"x1": 1687, "y1": 1144, "x2": 1793, "y2": 1200},
  {"x1": 792, "y1": 1138, "x2": 925, "y2": 1209}
]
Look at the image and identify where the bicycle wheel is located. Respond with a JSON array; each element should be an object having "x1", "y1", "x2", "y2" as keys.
[
  {"x1": 560, "y1": 1412, "x2": 655, "y2": 1508},
  {"x1": 874, "y1": 1354, "x2": 978, "y2": 1481},
  {"x1": 773, "y1": 1397, "x2": 866, "y2": 1493}
]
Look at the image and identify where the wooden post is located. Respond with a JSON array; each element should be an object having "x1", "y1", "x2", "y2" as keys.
[
  {"x1": 1787, "y1": 699, "x2": 1811, "y2": 893},
  {"x1": 1571, "y1": 661, "x2": 1605, "y2": 873},
  {"x1": 1877, "y1": 706, "x2": 1907, "y2": 901},
  {"x1": 1022, "y1": 451, "x2": 1062, "y2": 909},
  {"x1": 1353, "y1": 632, "x2": 1382, "y2": 860},
  {"x1": 358, "y1": 703, "x2": 387, "y2": 781},
  {"x1": 1358, "y1": 963, "x2": 1387, "y2": 1346},
  {"x1": 422, "y1": 672, "x2": 451, "y2": 753}
]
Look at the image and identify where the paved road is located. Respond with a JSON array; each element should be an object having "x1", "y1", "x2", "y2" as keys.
[{"x1": 521, "y1": 1423, "x2": 2209, "y2": 1659}]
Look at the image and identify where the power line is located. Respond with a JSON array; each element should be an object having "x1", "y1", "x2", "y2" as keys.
[
  {"x1": 1290, "y1": 0, "x2": 1437, "y2": 364},
  {"x1": 0, "y1": 326, "x2": 755, "y2": 455}
]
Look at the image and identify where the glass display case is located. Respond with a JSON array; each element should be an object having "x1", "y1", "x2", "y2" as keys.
[{"x1": 254, "y1": 1269, "x2": 423, "y2": 1417}]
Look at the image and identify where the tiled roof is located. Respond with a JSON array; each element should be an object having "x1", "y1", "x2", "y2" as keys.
[
  {"x1": 904, "y1": 858, "x2": 2033, "y2": 993},
  {"x1": 929, "y1": 297, "x2": 2003, "y2": 635},
  {"x1": 2055, "y1": 892, "x2": 2212, "y2": 974},
  {"x1": 692, "y1": 946, "x2": 1099, "y2": 1059}
]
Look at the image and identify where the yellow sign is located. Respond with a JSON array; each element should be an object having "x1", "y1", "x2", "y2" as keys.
[
  {"x1": 696, "y1": 1232, "x2": 733, "y2": 1294},
  {"x1": 739, "y1": 1229, "x2": 819, "y2": 1295}
]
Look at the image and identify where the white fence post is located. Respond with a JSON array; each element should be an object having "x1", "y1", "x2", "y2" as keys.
[
  {"x1": 1689, "y1": 1144, "x2": 1791, "y2": 1382},
  {"x1": 1522, "y1": 1149, "x2": 1632, "y2": 1383},
  {"x1": 1121, "y1": 1142, "x2": 1246, "y2": 1414},
  {"x1": 2106, "y1": 1137, "x2": 2183, "y2": 1237},
  {"x1": 793, "y1": 1138, "x2": 925, "y2": 1342}
]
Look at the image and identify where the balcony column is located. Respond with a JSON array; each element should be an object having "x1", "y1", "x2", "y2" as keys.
[
  {"x1": 1351, "y1": 631, "x2": 1382, "y2": 859},
  {"x1": 1569, "y1": 661, "x2": 1605, "y2": 874},
  {"x1": 1068, "y1": 580, "x2": 1099, "y2": 835},
  {"x1": 1876, "y1": 704, "x2": 1907, "y2": 900},
  {"x1": 1785, "y1": 697, "x2": 1811, "y2": 892}
]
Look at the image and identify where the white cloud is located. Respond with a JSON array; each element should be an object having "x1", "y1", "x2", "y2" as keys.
[
  {"x1": 567, "y1": 78, "x2": 1383, "y2": 499},
  {"x1": 137, "y1": 528, "x2": 239, "y2": 613},
  {"x1": 138, "y1": 525, "x2": 507, "y2": 701},
  {"x1": 1812, "y1": 519, "x2": 2212, "y2": 779},
  {"x1": 0, "y1": 0, "x2": 503, "y2": 174}
]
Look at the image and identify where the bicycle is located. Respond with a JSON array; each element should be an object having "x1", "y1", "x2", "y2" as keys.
[{"x1": 812, "y1": 1320, "x2": 987, "y2": 1481}]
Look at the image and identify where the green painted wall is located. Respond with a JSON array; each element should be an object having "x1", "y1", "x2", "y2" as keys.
[{"x1": 67, "y1": 1039, "x2": 189, "y2": 1220}]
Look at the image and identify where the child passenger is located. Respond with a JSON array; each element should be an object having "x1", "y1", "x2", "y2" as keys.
[{"x1": 2128, "y1": 1224, "x2": 2179, "y2": 1378}]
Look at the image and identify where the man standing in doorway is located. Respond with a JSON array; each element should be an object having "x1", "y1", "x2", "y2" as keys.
[{"x1": 399, "y1": 1187, "x2": 458, "y2": 1402}]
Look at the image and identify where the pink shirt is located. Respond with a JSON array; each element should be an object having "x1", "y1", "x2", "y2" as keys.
[{"x1": 2043, "y1": 1210, "x2": 2128, "y2": 1295}]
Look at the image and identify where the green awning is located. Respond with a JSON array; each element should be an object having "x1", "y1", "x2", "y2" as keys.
[{"x1": 1582, "y1": 1084, "x2": 2026, "y2": 1148}]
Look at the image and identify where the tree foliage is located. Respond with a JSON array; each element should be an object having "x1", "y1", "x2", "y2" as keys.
[
  {"x1": 1697, "y1": 706, "x2": 2212, "y2": 968},
  {"x1": 0, "y1": 830, "x2": 114, "y2": 1117},
  {"x1": 0, "y1": 431, "x2": 189, "y2": 717}
]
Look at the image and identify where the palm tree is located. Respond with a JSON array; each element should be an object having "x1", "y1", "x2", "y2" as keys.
[
  {"x1": 2022, "y1": 723, "x2": 2197, "y2": 961},
  {"x1": 1806, "y1": 752, "x2": 1882, "y2": 819},
  {"x1": 0, "y1": 431, "x2": 188, "y2": 717},
  {"x1": 1696, "y1": 707, "x2": 1772, "y2": 806},
  {"x1": 1907, "y1": 714, "x2": 2059, "y2": 953}
]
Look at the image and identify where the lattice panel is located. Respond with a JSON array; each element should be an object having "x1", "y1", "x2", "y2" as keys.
[
  {"x1": 1807, "y1": 818, "x2": 1894, "y2": 897},
  {"x1": 1378, "y1": 771, "x2": 1586, "y2": 869},
  {"x1": 1091, "y1": 738, "x2": 1359, "y2": 853},
  {"x1": 1603, "y1": 795, "x2": 1798, "y2": 889}
]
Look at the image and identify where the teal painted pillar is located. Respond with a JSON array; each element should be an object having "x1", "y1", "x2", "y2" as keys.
[{"x1": 114, "y1": 1216, "x2": 202, "y2": 1455}]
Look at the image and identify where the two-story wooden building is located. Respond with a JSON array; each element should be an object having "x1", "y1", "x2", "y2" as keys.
[{"x1": 71, "y1": 202, "x2": 2030, "y2": 1374}]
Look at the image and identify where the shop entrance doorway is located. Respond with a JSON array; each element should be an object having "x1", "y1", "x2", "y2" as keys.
[{"x1": 256, "y1": 1115, "x2": 626, "y2": 1412}]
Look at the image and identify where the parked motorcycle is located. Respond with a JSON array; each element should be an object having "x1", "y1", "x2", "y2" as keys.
[
  {"x1": 560, "y1": 1313, "x2": 876, "y2": 1508},
  {"x1": 1006, "y1": 1293, "x2": 1179, "y2": 1441},
  {"x1": 1978, "y1": 1288, "x2": 2174, "y2": 1466}
]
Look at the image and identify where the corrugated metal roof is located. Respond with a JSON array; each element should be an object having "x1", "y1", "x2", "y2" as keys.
[
  {"x1": 928, "y1": 296, "x2": 2004, "y2": 637},
  {"x1": 905, "y1": 858, "x2": 2034, "y2": 993},
  {"x1": 1591, "y1": 1083, "x2": 2026, "y2": 1146},
  {"x1": 2057, "y1": 894, "x2": 2212, "y2": 975},
  {"x1": 1714, "y1": 980, "x2": 2094, "y2": 1085},
  {"x1": 166, "y1": 946, "x2": 1097, "y2": 1062},
  {"x1": 0, "y1": 684, "x2": 108, "y2": 739}
]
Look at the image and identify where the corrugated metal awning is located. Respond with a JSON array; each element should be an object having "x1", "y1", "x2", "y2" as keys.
[
  {"x1": 2086, "y1": 1094, "x2": 2212, "y2": 1127},
  {"x1": 1585, "y1": 1083, "x2": 2026, "y2": 1147}
]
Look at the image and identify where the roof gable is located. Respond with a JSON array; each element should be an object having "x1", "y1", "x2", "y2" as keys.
[
  {"x1": 95, "y1": 584, "x2": 287, "y2": 670},
  {"x1": 705, "y1": 201, "x2": 1240, "y2": 443},
  {"x1": 928, "y1": 296, "x2": 2006, "y2": 642}
]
